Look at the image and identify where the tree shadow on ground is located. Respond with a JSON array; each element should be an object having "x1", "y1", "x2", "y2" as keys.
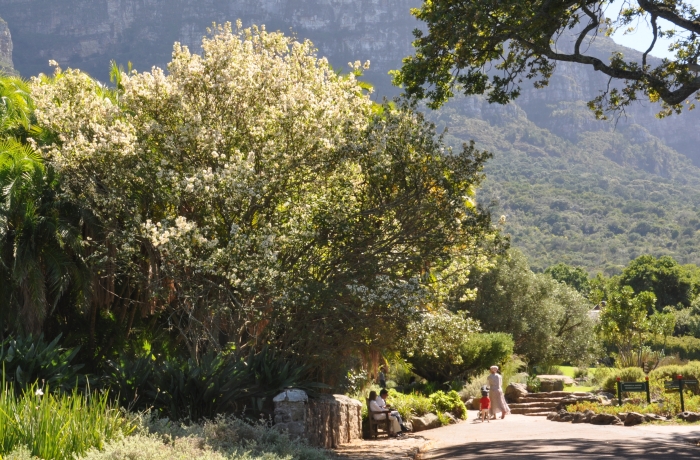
[{"x1": 426, "y1": 435, "x2": 700, "y2": 459}]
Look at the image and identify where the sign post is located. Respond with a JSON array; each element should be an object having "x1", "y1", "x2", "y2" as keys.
[
  {"x1": 616, "y1": 377, "x2": 651, "y2": 404},
  {"x1": 664, "y1": 375, "x2": 699, "y2": 413}
]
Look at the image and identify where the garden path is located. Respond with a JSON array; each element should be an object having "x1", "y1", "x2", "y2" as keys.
[{"x1": 420, "y1": 410, "x2": 700, "y2": 459}]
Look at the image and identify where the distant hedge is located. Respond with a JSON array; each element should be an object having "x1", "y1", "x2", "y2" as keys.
[{"x1": 651, "y1": 336, "x2": 700, "y2": 361}]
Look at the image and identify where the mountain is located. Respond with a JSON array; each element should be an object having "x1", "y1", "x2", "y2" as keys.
[
  {"x1": 0, "y1": 0, "x2": 420, "y2": 95},
  {"x1": 2, "y1": 0, "x2": 700, "y2": 273},
  {"x1": 0, "y1": 16, "x2": 13, "y2": 73}
]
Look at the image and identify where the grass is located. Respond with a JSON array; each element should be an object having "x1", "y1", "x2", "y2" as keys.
[
  {"x1": 556, "y1": 366, "x2": 594, "y2": 379},
  {"x1": 564, "y1": 386, "x2": 596, "y2": 393},
  {"x1": 0, "y1": 381, "x2": 134, "y2": 460}
]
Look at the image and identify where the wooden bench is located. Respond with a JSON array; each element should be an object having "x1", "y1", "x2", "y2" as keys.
[{"x1": 366, "y1": 398, "x2": 392, "y2": 438}]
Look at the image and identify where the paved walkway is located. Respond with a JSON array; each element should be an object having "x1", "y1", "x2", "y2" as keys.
[
  {"x1": 333, "y1": 434, "x2": 430, "y2": 459},
  {"x1": 419, "y1": 410, "x2": 700, "y2": 459}
]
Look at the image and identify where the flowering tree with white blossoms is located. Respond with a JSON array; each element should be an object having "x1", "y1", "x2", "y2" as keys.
[{"x1": 32, "y1": 23, "x2": 502, "y2": 382}]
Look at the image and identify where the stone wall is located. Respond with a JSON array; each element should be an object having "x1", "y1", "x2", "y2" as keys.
[{"x1": 273, "y1": 389, "x2": 362, "y2": 448}]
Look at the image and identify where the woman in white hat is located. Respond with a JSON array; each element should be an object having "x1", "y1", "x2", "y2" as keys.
[{"x1": 487, "y1": 365, "x2": 510, "y2": 419}]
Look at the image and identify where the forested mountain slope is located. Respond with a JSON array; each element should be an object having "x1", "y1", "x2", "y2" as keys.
[
  {"x1": 2, "y1": 0, "x2": 700, "y2": 273},
  {"x1": 433, "y1": 98, "x2": 700, "y2": 274}
]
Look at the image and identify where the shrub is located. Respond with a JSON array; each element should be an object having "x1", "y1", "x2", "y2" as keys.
[
  {"x1": 102, "y1": 347, "x2": 319, "y2": 421},
  {"x1": 460, "y1": 371, "x2": 489, "y2": 400},
  {"x1": 654, "y1": 336, "x2": 700, "y2": 361},
  {"x1": 386, "y1": 390, "x2": 433, "y2": 421},
  {"x1": 79, "y1": 415, "x2": 330, "y2": 460},
  {"x1": 385, "y1": 389, "x2": 467, "y2": 422},
  {"x1": 574, "y1": 367, "x2": 589, "y2": 379},
  {"x1": 0, "y1": 335, "x2": 84, "y2": 393},
  {"x1": 403, "y1": 310, "x2": 513, "y2": 382},
  {"x1": 649, "y1": 361, "x2": 700, "y2": 395},
  {"x1": 526, "y1": 375, "x2": 541, "y2": 393},
  {"x1": 429, "y1": 390, "x2": 467, "y2": 419},
  {"x1": 592, "y1": 366, "x2": 615, "y2": 387},
  {"x1": 601, "y1": 367, "x2": 646, "y2": 392}
]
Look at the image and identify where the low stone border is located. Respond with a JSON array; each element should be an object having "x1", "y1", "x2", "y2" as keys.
[
  {"x1": 332, "y1": 434, "x2": 431, "y2": 460},
  {"x1": 546, "y1": 409, "x2": 700, "y2": 426}
]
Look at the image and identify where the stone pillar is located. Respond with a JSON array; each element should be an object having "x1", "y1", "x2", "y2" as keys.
[
  {"x1": 273, "y1": 389, "x2": 308, "y2": 438},
  {"x1": 273, "y1": 389, "x2": 362, "y2": 448}
]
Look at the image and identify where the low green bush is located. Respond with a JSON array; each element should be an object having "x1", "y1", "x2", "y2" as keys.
[
  {"x1": 592, "y1": 366, "x2": 615, "y2": 387},
  {"x1": 601, "y1": 367, "x2": 646, "y2": 392},
  {"x1": 526, "y1": 375, "x2": 541, "y2": 393},
  {"x1": 386, "y1": 390, "x2": 434, "y2": 421},
  {"x1": 77, "y1": 415, "x2": 330, "y2": 460},
  {"x1": 429, "y1": 390, "x2": 467, "y2": 419},
  {"x1": 649, "y1": 361, "x2": 700, "y2": 395},
  {"x1": 384, "y1": 389, "x2": 466, "y2": 424}
]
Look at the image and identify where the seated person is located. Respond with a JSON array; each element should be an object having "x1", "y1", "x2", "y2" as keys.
[
  {"x1": 377, "y1": 389, "x2": 409, "y2": 432},
  {"x1": 368, "y1": 390, "x2": 401, "y2": 436}
]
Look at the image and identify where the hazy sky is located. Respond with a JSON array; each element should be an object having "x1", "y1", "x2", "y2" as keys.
[{"x1": 606, "y1": 0, "x2": 700, "y2": 59}]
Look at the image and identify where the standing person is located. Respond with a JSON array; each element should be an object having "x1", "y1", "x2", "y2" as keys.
[
  {"x1": 487, "y1": 365, "x2": 510, "y2": 419},
  {"x1": 479, "y1": 388, "x2": 491, "y2": 422},
  {"x1": 378, "y1": 366, "x2": 387, "y2": 389}
]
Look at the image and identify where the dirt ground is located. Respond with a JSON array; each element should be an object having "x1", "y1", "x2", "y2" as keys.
[{"x1": 419, "y1": 410, "x2": 700, "y2": 459}]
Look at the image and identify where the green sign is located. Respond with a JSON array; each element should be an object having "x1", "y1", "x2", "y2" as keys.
[
  {"x1": 620, "y1": 382, "x2": 646, "y2": 392},
  {"x1": 616, "y1": 380, "x2": 651, "y2": 405},
  {"x1": 665, "y1": 380, "x2": 698, "y2": 388}
]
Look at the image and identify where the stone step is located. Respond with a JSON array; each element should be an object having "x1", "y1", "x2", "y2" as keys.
[
  {"x1": 509, "y1": 401, "x2": 558, "y2": 409},
  {"x1": 510, "y1": 406, "x2": 554, "y2": 415},
  {"x1": 520, "y1": 397, "x2": 565, "y2": 403},
  {"x1": 526, "y1": 391, "x2": 591, "y2": 398},
  {"x1": 523, "y1": 412, "x2": 552, "y2": 417}
]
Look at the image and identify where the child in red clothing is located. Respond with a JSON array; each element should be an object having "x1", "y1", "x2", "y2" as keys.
[{"x1": 479, "y1": 389, "x2": 490, "y2": 422}]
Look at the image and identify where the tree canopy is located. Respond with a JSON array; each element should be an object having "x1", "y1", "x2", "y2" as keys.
[
  {"x1": 395, "y1": 0, "x2": 700, "y2": 117},
  {"x1": 29, "y1": 23, "x2": 502, "y2": 383},
  {"x1": 459, "y1": 250, "x2": 598, "y2": 366}
]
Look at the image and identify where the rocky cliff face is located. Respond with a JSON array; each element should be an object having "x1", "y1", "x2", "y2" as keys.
[
  {"x1": 1, "y1": 0, "x2": 699, "y2": 163},
  {"x1": 0, "y1": 0, "x2": 420, "y2": 95},
  {"x1": 0, "y1": 16, "x2": 13, "y2": 72}
]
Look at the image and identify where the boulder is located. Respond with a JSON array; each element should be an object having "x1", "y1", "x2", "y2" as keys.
[
  {"x1": 644, "y1": 414, "x2": 665, "y2": 422},
  {"x1": 410, "y1": 413, "x2": 441, "y2": 432},
  {"x1": 558, "y1": 413, "x2": 574, "y2": 422},
  {"x1": 572, "y1": 412, "x2": 588, "y2": 424},
  {"x1": 466, "y1": 398, "x2": 474, "y2": 410},
  {"x1": 677, "y1": 411, "x2": 700, "y2": 423},
  {"x1": 556, "y1": 393, "x2": 599, "y2": 411},
  {"x1": 403, "y1": 421, "x2": 413, "y2": 432},
  {"x1": 540, "y1": 379, "x2": 564, "y2": 392},
  {"x1": 547, "y1": 412, "x2": 558, "y2": 421},
  {"x1": 470, "y1": 398, "x2": 482, "y2": 410},
  {"x1": 624, "y1": 412, "x2": 645, "y2": 426},
  {"x1": 442, "y1": 412, "x2": 459, "y2": 424},
  {"x1": 590, "y1": 413, "x2": 621, "y2": 425},
  {"x1": 505, "y1": 383, "x2": 528, "y2": 403}
]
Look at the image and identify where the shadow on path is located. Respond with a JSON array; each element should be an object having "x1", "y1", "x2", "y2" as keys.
[{"x1": 426, "y1": 435, "x2": 700, "y2": 459}]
